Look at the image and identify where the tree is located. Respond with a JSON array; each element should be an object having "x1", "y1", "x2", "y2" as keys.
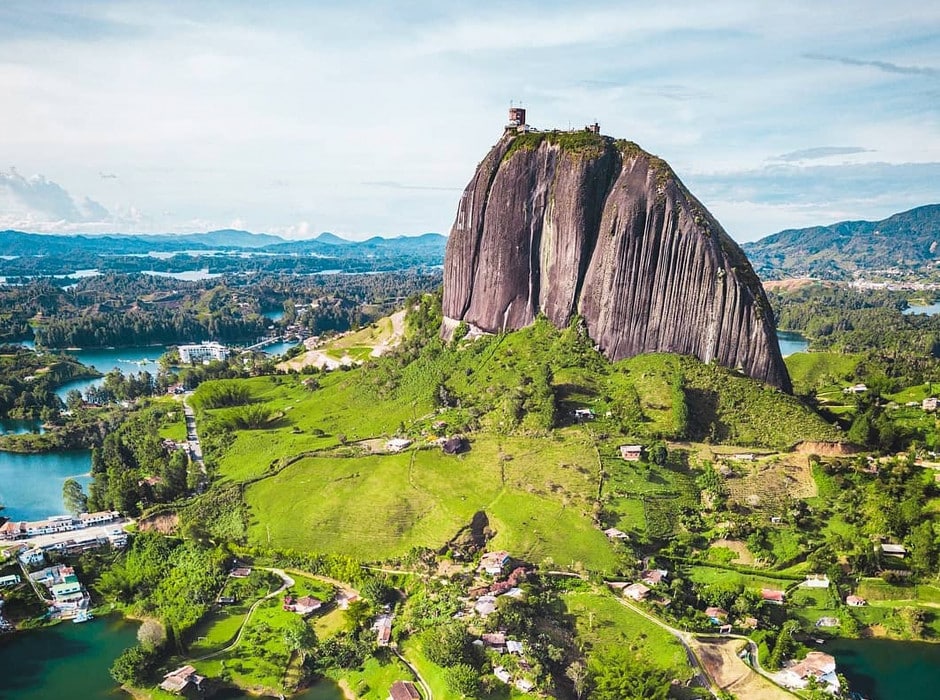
[
  {"x1": 910, "y1": 521, "x2": 937, "y2": 575},
  {"x1": 444, "y1": 663, "x2": 479, "y2": 698},
  {"x1": 62, "y1": 477, "x2": 88, "y2": 516},
  {"x1": 424, "y1": 622, "x2": 472, "y2": 667},
  {"x1": 137, "y1": 619, "x2": 167, "y2": 650},
  {"x1": 589, "y1": 649, "x2": 670, "y2": 700},
  {"x1": 110, "y1": 645, "x2": 158, "y2": 685},
  {"x1": 566, "y1": 660, "x2": 590, "y2": 699},
  {"x1": 649, "y1": 442, "x2": 668, "y2": 466},
  {"x1": 284, "y1": 616, "x2": 318, "y2": 661}
]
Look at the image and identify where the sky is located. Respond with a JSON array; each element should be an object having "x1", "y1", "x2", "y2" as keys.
[{"x1": 0, "y1": 0, "x2": 938, "y2": 242}]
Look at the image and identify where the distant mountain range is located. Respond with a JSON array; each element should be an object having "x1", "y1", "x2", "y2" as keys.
[
  {"x1": 0, "y1": 229, "x2": 447, "y2": 257},
  {"x1": 743, "y1": 204, "x2": 940, "y2": 279}
]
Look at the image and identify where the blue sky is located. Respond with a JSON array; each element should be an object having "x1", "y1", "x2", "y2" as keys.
[{"x1": 0, "y1": 0, "x2": 937, "y2": 242}]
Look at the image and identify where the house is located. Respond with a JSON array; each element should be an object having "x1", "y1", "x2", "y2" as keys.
[
  {"x1": 815, "y1": 616, "x2": 840, "y2": 628},
  {"x1": 388, "y1": 680, "x2": 420, "y2": 700},
  {"x1": 844, "y1": 383, "x2": 868, "y2": 394},
  {"x1": 442, "y1": 435, "x2": 468, "y2": 455},
  {"x1": 761, "y1": 589, "x2": 785, "y2": 604},
  {"x1": 481, "y1": 632, "x2": 507, "y2": 650},
  {"x1": 18, "y1": 548, "x2": 44, "y2": 566},
  {"x1": 386, "y1": 438, "x2": 413, "y2": 452},
  {"x1": 229, "y1": 566, "x2": 252, "y2": 578},
  {"x1": 623, "y1": 583, "x2": 650, "y2": 601},
  {"x1": 923, "y1": 397, "x2": 938, "y2": 412},
  {"x1": 603, "y1": 527, "x2": 629, "y2": 540},
  {"x1": 732, "y1": 453, "x2": 756, "y2": 462},
  {"x1": 218, "y1": 595, "x2": 237, "y2": 605},
  {"x1": 0, "y1": 574, "x2": 21, "y2": 588},
  {"x1": 77, "y1": 511, "x2": 120, "y2": 527},
  {"x1": 52, "y1": 581, "x2": 84, "y2": 603},
  {"x1": 705, "y1": 607, "x2": 728, "y2": 623},
  {"x1": 620, "y1": 444, "x2": 643, "y2": 461},
  {"x1": 574, "y1": 408, "x2": 595, "y2": 421},
  {"x1": 846, "y1": 595, "x2": 867, "y2": 607},
  {"x1": 741, "y1": 616, "x2": 759, "y2": 629},
  {"x1": 292, "y1": 596, "x2": 323, "y2": 615},
  {"x1": 494, "y1": 666, "x2": 512, "y2": 684},
  {"x1": 641, "y1": 568, "x2": 668, "y2": 586},
  {"x1": 159, "y1": 665, "x2": 206, "y2": 695},
  {"x1": 506, "y1": 640, "x2": 524, "y2": 655},
  {"x1": 778, "y1": 651, "x2": 839, "y2": 692},
  {"x1": 802, "y1": 574, "x2": 830, "y2": 588},
  {"x1": 335, "y1": 591, "x2": 360, "y2": 609},
  {"x1": 374, "y1": 614, "x2": 393, "y2": 646},
  {"x1": 880, "y1": 543, "x2": 907, "y2": 558},
  {"x1": 0, "y1": 521, "x2": 25, "y2": 540},
  {"x1": 515, "y1": 678, "x2": 535, "y2": 693},
  {"x1": 479, "y1": 551, "x2": 511, "y2": 575}
]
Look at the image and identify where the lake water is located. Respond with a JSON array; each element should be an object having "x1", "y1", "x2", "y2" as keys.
[
  {"x1": 0, "y1": 615, "x2": 343, "y2": 700},
  {"x1": 54, "y1": 346, "x2": 168, "y2": 400},
  {"x1": 0, "y1": 418, "x2": 44, "y2": 435},
  {"x1": 776, "y1": 330, "x2": 809, "y2": 356},
  {"x1": 0, "y1": 616, "x2": 138, "y2": 700},
  {"x1": 904, "y1": 302, "x2": 940, "y2": 316},
  {"x1": 261, "y1": 340, "x2": 300, "y2": 357},
  {"x1": 0, "y1": 450, "x2": 92, "y2": 521},
  {"x1": 143, "y1": 269, "x2": 221, "y2": 281},
  {"x1": 262, "y1": 309, "x2": 285, "y2": 322},
  {"x1": 828, "y1": 637, "x2": 940, "y2": 699}
]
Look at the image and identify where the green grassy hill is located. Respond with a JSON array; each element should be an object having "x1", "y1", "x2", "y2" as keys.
[{"x1": 187, "y1": 306, "x2": 842, "y2": 572}]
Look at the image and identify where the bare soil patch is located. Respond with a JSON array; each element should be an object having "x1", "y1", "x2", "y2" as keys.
[{"x1": 690, "y1": 638, "x2": 794, "y2": 700}]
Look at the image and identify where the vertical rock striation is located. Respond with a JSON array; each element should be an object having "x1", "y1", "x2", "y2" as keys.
[{"x1": 442, "y1": 132, "x2": 792, "y2": 392}]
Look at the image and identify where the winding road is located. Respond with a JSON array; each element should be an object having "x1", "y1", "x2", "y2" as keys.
[{"x1": 191, "y1": 567, "x2": 294, "y2": 662}]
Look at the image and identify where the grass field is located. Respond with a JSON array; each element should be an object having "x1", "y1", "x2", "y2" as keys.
[
  {"x1": 562, "y1": 591, "x2": 693, "y2": 679},
  {"x1": 685, "y1": 565, "x2": 800, "y2": 592},
  {"x1": 244, "y1": 434, "x2": 619, "y2": 571},
  {"x1": 785, "y1": 352, "x2": 863, "y2": 397},
  {"x1": 400, "y1": 638, "x2": 524, "y2": 700}
]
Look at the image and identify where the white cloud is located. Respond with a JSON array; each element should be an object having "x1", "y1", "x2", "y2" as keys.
[{"x1": 0, "y1": 1, "x2": 936, "y2": 238}]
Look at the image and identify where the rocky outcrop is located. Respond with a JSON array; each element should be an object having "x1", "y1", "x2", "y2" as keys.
[{"x1": 442, "y1": 132, "x2": 792, "y2": 392}]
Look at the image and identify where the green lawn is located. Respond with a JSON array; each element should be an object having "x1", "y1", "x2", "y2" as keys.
[
  {"x1": 563, "y1": 591, "x2": 693, "y2": 679},
  {"x1": 244, "y1": 435, "x2": 619, "y2": 571},
  {"x1": 785, "y1": 352, "x2": 863, "y2": 396},
  {"x1": 330, "y1": 655, "x2": 419, "y2": 700},
  {"x1": 685, "y1": 565, "x2": 799, "y2": 591},
  {"x1": 400, "y1": 638, "x2": 524, "y2": 700}
]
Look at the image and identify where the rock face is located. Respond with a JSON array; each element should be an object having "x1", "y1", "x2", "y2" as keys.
[{"x1": 442, "y1": 131, "x2": 792, "y2": 392}]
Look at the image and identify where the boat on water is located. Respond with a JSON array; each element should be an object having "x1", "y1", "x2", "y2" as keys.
[{"x1": 73, "y1": 610, "x2": 94, "y2": 623}]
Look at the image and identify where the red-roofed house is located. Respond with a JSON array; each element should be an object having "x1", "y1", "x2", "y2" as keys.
[{"x1": 761, "y1": 589, "x2": 785, "y2": 604}]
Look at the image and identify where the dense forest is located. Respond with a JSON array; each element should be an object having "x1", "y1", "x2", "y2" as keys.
[
  {"x1": 0, "y1": 270, "x2": 442, "y2": 347},
  {"x1": 771, "y1": 285, "x2": 940, "y2": 388},
  {"x1": 0, "y1": 344, "x2": 99, "y2": 421}
]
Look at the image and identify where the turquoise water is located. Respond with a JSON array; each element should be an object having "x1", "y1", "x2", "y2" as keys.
[
  {"x1": 54, "y1": 345, "x2": 168, "y2": 400},
  {"x1": 828, "y1": 637, "x2": 940, "y2": 699},
  {"x1": 262, "y1": 309, "x2": 285, "y2": 322},
  {"x1": 0, "y1": 450, "x2": 92, "y2": 521},
  {"x1": 0, "y1": 614, "x2": 344, "y2": 700},
  {"x1": 0, "y1": 418, "x2": 43, "y2": 435},
  {"x1": 262, "y1": 340, "x2": 300, "y2": 357},
  {"x1": 904, "y1": 302, "x2": 940, "y2": 316},
  {"x1": 776, "y1": 330, "x2": 809, "y2": 356},
  {"x1": 0, "y1": 616, "x2": 138, "y2": 700}
]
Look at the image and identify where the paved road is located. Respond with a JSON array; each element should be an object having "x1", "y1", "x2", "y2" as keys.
[{"x1": 182, "y1": 397, "x2": 207, "y2": 488}]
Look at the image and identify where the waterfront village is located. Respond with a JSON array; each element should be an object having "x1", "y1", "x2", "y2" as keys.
[{"x1": 0, "y1": 510, "x2": 127, "y2": 624}]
